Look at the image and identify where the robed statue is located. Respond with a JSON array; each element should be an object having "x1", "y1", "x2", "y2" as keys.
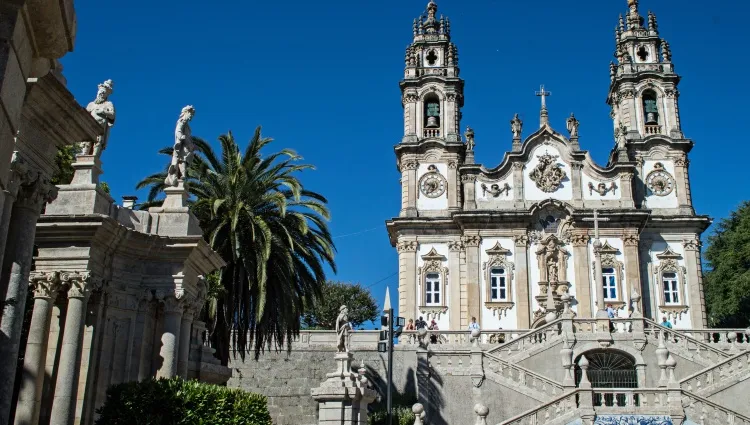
[
  {"x1": 336, "y1": 305, "x2": 353, "y2": 353},
  {"x1": 511, "y1": 114, "x2": 523, "y2": 139},
  {"x1": 165, "y1": 105, "x2": 196, "y2": 187},
  {"x1": 81, "y1": 80, "x2": 115, "y2": 157}
]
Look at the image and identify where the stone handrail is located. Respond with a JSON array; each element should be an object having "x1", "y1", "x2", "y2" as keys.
[
  {"x1": 680, "y1": 329, "x2": 750, "y2": 348},
  {"x1": 483, "y1": 352, "x2": 565, "y2": 399},
  {"x1": 680, "y1": 350, "x2": 750, "y2": 394},
  {"x1": 643, "y1": 320, "x2": 731, "y2": 362},
  {"x1": 497, "y1": 390, "x2": 579, "y2": 425},
  {"x1": 590, "y1": 388, "x2": 671, "y2": 414},
  {"x1": 681, "y1": 390, "x2": 750, "y2": 425},
  {"x1": 486, "y1": 320, "x2": 563, "y2": 355},
  {"x1": 399, "y1": 329, "x2": 529, "y2": 346}
]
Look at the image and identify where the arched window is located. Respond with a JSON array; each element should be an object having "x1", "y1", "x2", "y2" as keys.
[
  {"x1": 575, "y1": 350, "x2": 637, "y2": 389},
  {"x1": 642, "y1": 90, "x2": 659, "y2": 125},
  {"x1": 424, "y1": 94, "x2": 441, "y2": 129}
]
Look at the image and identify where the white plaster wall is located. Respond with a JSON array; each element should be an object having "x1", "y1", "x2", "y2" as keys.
[
  {"x1": 647, "y1": 240, "x2": 692, "y2": 329},
  {"x1": 643, "y1": 160, "x2": 678, "y2": 208},
  {"x1": 416, "y1": 243, "x2": 450, "y2": 330},
  {"x1": 524, "y1": 145, "x2": 573, "y2": 201},
  {"x1": 581, "y1": 173, "x2": 622, "y2": 201},
  {"x1": 528, "y1": 240, "x2": 577, "y2": 317},
  {"x1": 417, "y1": 163, "x2": 449, "y2": 211},
  {"x1": 479, "y1": 238, "x2": 518, "y2": 331},
  {"x1": 587, "y1": 238, "x2": 629, "y2": 318},
  {"x1": 475, "y1": 177, "x2": 514, "y2": 202}
]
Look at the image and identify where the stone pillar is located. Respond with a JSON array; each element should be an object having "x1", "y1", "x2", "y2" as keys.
[
  {"x1": 570, "y1": 162, "x2": 583, "y2": 208},
  {"x1": 512, "y1": 163, "x2": 524, "y2": 208},
  {"x1": 177, "y1": 305, "x2": 195, "y2": 378},
  {"x1": 0, "y1": 153, "x2": 30, "y2": 281},
  {"x1": 673, "y1": 155, "x2": 693, "y2": 214},
  {"x1": 448, "y1": 240, "x2": 463, "y2": 330},
  {"x1": 571, "y1": 232, "x2": 592, "y2": 318},
  {"x1": 619, "y1": 172, "x2": 635, "y2": 208},
  {"x1": 131, "y1": 292, "x2": 154, "y2": 381},
  {"x1": 513, "y1": 234, "x2": 531, "y2": 329},
  {"x1": 156, "y1": 295, "x2": 184, "y2": 379},
  {"x1": 622, "y1": 231, "x2": 641, "y2": 313},
  {"x1": 14, "y1": 272, "x2": 61, "y2": 425},
  {"x1": 402, "y1": 161, "x2": 418, "y2": 217},
  {"x1": 463, "y1": 235, "x2": 481, "y2": 326},
  {"x1": 447, "y1": 161, "x2": 459, "y2": 211},
  {"x1": 50, "y1": 272, "x2": 94, "y2": 425},
  {"x1": 682, "y1": 237, "x2": 707, "y2": 328},
  {"x1": 0, "y1": 178, "x2": 56, "y2": 425},
  {"x1": 462, "y1": 175, "x2": 477, "y2": 210},
  {"x1": 592, "y1": 239, "x2": 608, "y2": 319},
  {"x1": 310, "y1": 352, "x2": 377, "y2": 425},
  {"x1": 397, "y1": 239, "x2": 418, "y2": 324}
]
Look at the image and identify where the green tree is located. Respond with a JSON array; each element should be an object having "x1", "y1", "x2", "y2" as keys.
[
  {"x1": 51, "y1": 144, "x2": 78, "y2": 185},
  {"x1": 136, "y1": 128, "x2": 335, "y2": 363},
  {"x1": 704, "y1": 201, "x2": 750, "y2": 328},
  {"x1": 302, "y1": 281, "x2": 378, "y2": 330}
]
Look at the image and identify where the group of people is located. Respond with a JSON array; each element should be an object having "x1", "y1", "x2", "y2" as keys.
[{"x1": 403, "y1": 316, "x2": 507, "y2": 344}]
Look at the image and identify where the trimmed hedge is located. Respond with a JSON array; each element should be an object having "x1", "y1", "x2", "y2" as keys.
[
  {"x1": 95, "y1": 378, "x2": 272, "y2": 425},
  {"x1": 369, "y1": 406, "x2": 416, "y2": 425}
]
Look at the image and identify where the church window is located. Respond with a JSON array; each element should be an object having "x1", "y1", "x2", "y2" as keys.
[
  {"x1": 426, "y1": 49, "x2": 438, "y2": 66},
  {"x1": 662, "y1": 273, "x2": 679, "y2": 304},
  {"x1": 490, "y1": 268, "x2": 508, "y2": 301},
  {"x1": 637, "y1": 45, "x2": 649, "y2": 61},
  {"x1": 602, "y1": 268, "x2": 618, "y2": 300},
  {"x1": 425, "y1": 273, "x2": 441, "y2": 305},
  {"x1": 642, "y1": 90, "x2": 659, "y2": 124}
]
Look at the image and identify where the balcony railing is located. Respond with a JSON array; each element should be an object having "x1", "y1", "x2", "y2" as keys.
[
  {"x1": 423, "y1": 128, "x2": 440, "y2": 138},
  {"x1": 644, "y1": 124, "x2": 661, "y2": 135}
]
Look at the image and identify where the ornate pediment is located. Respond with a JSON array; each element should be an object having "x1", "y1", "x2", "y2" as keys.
[
  {"x1": 421, "y1": 247, "x2": 446, "y2": 261},
  {"x1": 485, "y1": 241, "x2": 511, "y2": 257},
  {"x1": 529, "y1": 152, "x2": 567, "y2": 193},
  {"x1": 599, "y1": 241, "x2": 619, "y2": 254},
  {"x1": 655, "y1": 246, "x2": 682, "y2": 260}
]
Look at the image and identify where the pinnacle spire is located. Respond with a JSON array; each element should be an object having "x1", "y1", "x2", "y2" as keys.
[{"x1": 383, "y1": 286, "x2": 392, "y2": 312}]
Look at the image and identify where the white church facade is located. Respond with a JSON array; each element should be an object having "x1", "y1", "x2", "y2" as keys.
[{"x1": 387, "y1": 0, "x2": 710, "y2": 332}]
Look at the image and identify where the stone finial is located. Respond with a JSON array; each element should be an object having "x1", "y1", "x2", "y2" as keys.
[
  {"x1": 578, "y1": 355, "x2": 591, "y2": 388},
  {"x1": 412, "y1": 403, "x2": 425, "y2": 425},
  {"x1": 165, "y1": 105, "x2": 196, "y2": 187},
  {"x1": 648, "y1": 11, "x2": 658, "y2": 33},
  {"x1": 661, "y1": 39, "x2": 672, "y2": 62},
  {"x1": 474, "y1": 404, "x2": 489, "y2": 425},
  {"x1": 122, "y1": 196, "x2": 138, "y2": 209}
]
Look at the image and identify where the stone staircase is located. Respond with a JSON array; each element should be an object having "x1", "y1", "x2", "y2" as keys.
[
  {"x1": 643, "y1": 320, "x2": 733, "y2": 367},
  {"x1": 483, "y1": 352, "x2": 565, "y2": 402},
  {"x1": 680, "y1": 350, "x2": 750, "y2": 396}
]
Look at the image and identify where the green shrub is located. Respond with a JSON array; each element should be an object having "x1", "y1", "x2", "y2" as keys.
[
  {"x1": 95, "y1": 378, "x2": 272, "y2": 425},
  {"x1": 368, "y1": 406, "x2": 416, "y2": 425}
]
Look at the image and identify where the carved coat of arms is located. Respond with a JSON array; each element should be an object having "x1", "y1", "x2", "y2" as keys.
[{"x1": 529, "y1": 153, "x2": 567, "y2": 193}]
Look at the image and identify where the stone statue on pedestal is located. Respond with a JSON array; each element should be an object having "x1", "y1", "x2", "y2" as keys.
[
  {"x1": 566, "y1": 113, "x2": 579, "y2": 138},
  {"x1": 511, "y1": 113, "x2": 523, "y2": 139},
  {"x1": 165, "y1": 105, "x2": 196, "y2": 187},
  {"x1": 336, "y1": 305, "x2": 352, "y2": 353},
  {"x1": 81, "y1": 80, "x2": 115, "y2": 157}
]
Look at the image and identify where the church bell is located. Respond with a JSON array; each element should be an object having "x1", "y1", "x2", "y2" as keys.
[
  {"x1": 426, "y1": 116, "x2": 439, "y2": 128},
  {"x1": 646, "y1": 112, "x2": 657, "y2": 124}
]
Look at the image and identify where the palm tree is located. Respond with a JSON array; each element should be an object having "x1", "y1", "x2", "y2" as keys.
[{"x1": 136, "y1": 128, "x2": 336, "y2": 363}]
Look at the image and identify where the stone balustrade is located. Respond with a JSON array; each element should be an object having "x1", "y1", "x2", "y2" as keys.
[
  {"x1": 500, "y1": 391, "x2": 579, "y2": 425},
  {"x1": 680, "y1": 350, "x2": 750, "y2": 394},
  {"x1": 484, "y1": 352, "x2": 565, "y2": 400},
  {"x1": 681, "y1": 390, "x2": 750, "y2": 425},
  {"x1": 590, "y1": 389, "x2": 671, "y2": 414}
]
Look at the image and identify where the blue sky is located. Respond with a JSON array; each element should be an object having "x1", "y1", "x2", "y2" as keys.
[{"x1": 61, "y1": 0, "x2": 747, "y2": 325}]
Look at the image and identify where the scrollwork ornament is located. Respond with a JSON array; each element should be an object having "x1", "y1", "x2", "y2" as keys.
[
  {"x1": 623, "y1": 233, "x2": 640, "y2": 247},
  {"x1": 8, "y1": 151, "x2": 35, "y2": 198},
  {"x1": 481, "y1": 182, "x2": 511, "y2": 198},
  {"x1": 513, "y1": 234, "x2": 529, "y2": 247},
  {"x1": 402, "y1": 160, "x2": 419, "y2": 171},
  {"x1": 397, "y1": 241, "x2": 418, "y2": 253},
  {"x1": 461, "y1": 174, "x2": 477, "y2": 183},
  {"x1": 62, "y1": 271, "x2": 92, "y2": 299},
  {"x1": 529, "y1": 153, "x2": 567, "y2": 193},
  {"x1": 163, "y1": 295, "x2": 185, "y2": 314},
  {"x1": 448, "y1": 161, "x2": 457, "y2": 170},
  {"x1": 674, "y1": 156, "x2": 689, "y2": 168},
  {"x1": 16, "y1": 177, "x2": 58, "y2": 210},
  {"x1": 448, "y1": 240, "x2": 465, "y2": 252},
  {"x1": 588, "y1": 181, "x2": 618, "y2": 196},
  {"x1": 29, "y1": 271, "x2": 61, "y2": 299},
  {"x1": 512, "y1": 162, "x2": 525, "y2": 171},
  {"x1": 570, "y1": 233, "x2": 590, "y2": 247},
  {"x1": 682, "y1": 238, "x2": 701, "y2": 252},
  {"x1": 461, "y1": 235, "x2": 481, "y2": 247}
]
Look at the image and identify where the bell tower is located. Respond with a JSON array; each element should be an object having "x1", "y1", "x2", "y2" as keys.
[
  {"x1": 400, "y1": 0, "x2": 464, "y2": 144},
  {"x1": 607, "y1": 0, "x2": 683, "y2": 141}
]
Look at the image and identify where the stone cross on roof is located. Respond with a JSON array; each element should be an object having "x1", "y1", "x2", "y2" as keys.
[
  {"x1": 583, "y1": 209, "x2": 610, "y2": 243},
  {"x1": 535, "y1": 85, "x2": 551, "y2": 127}
]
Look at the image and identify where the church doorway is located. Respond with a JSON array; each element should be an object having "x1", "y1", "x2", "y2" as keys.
[{"x1": 574, "y1": 350, "x2": 637, "y2": 388}]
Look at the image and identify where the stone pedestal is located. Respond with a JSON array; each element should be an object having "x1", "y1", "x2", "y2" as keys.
[
  {"x1": 148, "y1": 181, "x2": 201, "y2": 237},
  {"x1": 310, "y1": 352, "x2": 377, "y2": 425},
  {"x1": 71, "y1": 155, "x2": 103, "y2": 185}
]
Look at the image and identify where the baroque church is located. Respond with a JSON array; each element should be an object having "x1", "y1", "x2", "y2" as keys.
[{"x1": 387, "y1": 0, "x2": 709, "y2": 332}]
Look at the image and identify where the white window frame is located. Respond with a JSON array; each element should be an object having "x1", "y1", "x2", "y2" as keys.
[
  {"x1": 602, "y1": 267, "x2": 618, "y2": 301},
  {"x1": 425, "y1": 273, "x2": 441, "y2": 306},
  {"x1": 662, "y1": 272, "x2": 680, "y2": 305},
  {"x1": 490, "y1": 267, "x2": 508, "y2": 302}
]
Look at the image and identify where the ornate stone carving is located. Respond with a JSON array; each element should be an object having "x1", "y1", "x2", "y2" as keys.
[
  {"x1": 682, "y1": 238, "x2": 701, "y2": 252},
  {"x1": 513, "y1": 234, "x2": 529, "y2": 247},
  {"x1": 8, "y1": 151, "x2": 35, "y2": 198},
  {"x1": 418, "y1": 248, "x2": 449, "y2": 308},
  {"x1": 535, "y1": 235, "x2": 570, "y2": 298},
  {"x1": 482, "y1": 242, "x2": 515, "y2": 314},
  {"x1": 15, "y1": 177, "x2": 57, "y2": 211},
  {"x1": 512, "y1": 162, "x2": 525, "y2": 170},
  {"x1": 29, "y1": 271, "x2": 61, "y2": 299},
  {"x1": 80, "y1": 79, "x2": 115, "y2": 157},
  {"x1": 447, "y1": 161, "x2": 458, "y2": 170},
  {"x1": 461, "y1": 174, "x2": 477, "y2": 183},
  {"x1": 165, "y1": 105, "x2": 196, "y2": 187},
  {"x1": 591, "y1": 241, "x2": 625, "y2": 305},
  {"x1": 570, "y1": 233, "x2": 590, "y2": 247},
  {"x1": 646, "y1": 162, "x2": 675, "y2": 196},
  {"x1": 529, "y1": 153, "x2": 567, "y2": 193},
  {"x1": 620, "y1": 89, "x2": 635, "y2": 100},
  {"x1": 622, "y1": 233, "x2": 640, "y2": 247},
  {"x1": 653, "y1": 246, "x2": 688, "y2": 319},
  {"x1": 481, "y1": 182, "x2": 511, "y2": 198},
  {"x1": 419, "y1": 306, "x2": 448, "y2": 320},
  {"x1": 510, "y1": 114, "x2": 523, "y2": 139},
  {"x1": 448, "y1": 240, "x2": 464, "y2": 252},
  {"x1": 673, "y1": 156, "x2": 689, "y2": 168},
  {"x1": 402, "y1": 160, "x2": 419, "y2": 171},
  {"x1": 570, "y1": 162, "x2": 584, "y2": 170},
  {"x1": 60, "y1": 271, "x2": 92, "y2": 299},
  {"x1": 419, "y1": 165, "x2": 447, "y2": 198},
  {"x1": 397, "y1": 241, "x2": 418, "y2": 253},
  {"x1": 162, "y1": 295, "x2": 186, "y2": 314},
  {"x1": 566, "y1": 113, "x2": 579, "y2": 138},
  {"x1": 588, "y1": 181, "x2": 618, "y2": 196},
  {"x1": 461, "y1": 235, "x2": 481, "y2": 247}
]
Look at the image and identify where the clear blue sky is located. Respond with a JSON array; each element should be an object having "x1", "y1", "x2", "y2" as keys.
[{"x1": 61, "y1": 0, "x2": 748, "y2": 325}]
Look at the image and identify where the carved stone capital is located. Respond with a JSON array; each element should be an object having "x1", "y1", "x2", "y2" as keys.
[
  {"x1": 7, "y1": 151, "x2": 36, "y2": 198},
  {"x1": 513, "y1": 234, "x2": 529, "y2": 247},
  {"x1": 623, "y1": 233, "x2": 640, "y2": 247},
  {"x1": 512, "y1": 162, "x2": 525, "y2": 170},
  {"x1": 60, "y1": 271, "x2": 93, "y2": 299},
  {"x1": 15, "y1": 177, "x2": 58, "y2": 211},
  {"x1": 448, "y1": 161, "x2": 458, "y2": 170},
  {"x1": 397, "y1": 241, "x2": 418, "y2": 253},
  {"x1": 682, "y1": 238, "x2": 701, "y2": 252},
  {"x1": 29, "y1": 271, "x2": 61, "y2": 299},
  {"x1": 570, "y1": 233, "x2": 590, "y2": 247},
  {"x1": 570, "y1": 162, "x2": 584, "y2": 170},
  {"x1": 402, "y1": 160, "x2": 419, "y2": 171},
  {"x1": 461, "y1": 235, "x2": 481, "y2": 247},
  {"x1": 448, "y1": 240, "x2": 465, "y2": 252},
  {"x1": 163, "y1": 295, "x2": 185, "y2": 314},
  {"x1": 674, "y1": 156, "x2": 689, "y2": 168},
  {"x1": 461, "y1": 174, "x2": 477, "y2": 183},
  {"x1": 620, "y1": 89, "x2": 635, "y2": 100}
]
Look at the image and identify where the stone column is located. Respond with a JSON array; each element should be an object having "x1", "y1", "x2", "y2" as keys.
[
  {"x1": 570, "y1": 162, "x2": 583, "y2": 208},
  {"x1": 0, "y1": 178, "x2": 56, "y2": 425},
  {"x1": 512, "y1": 163, "x2": 524, "y2": 208},
  {"x1": 682, "y1": 237, "x2": 707, "y2": 328},
  {"x1": 571, "y1": 232, "x2": 593, "y2": 318},
  {"x1": 447, "y1": 161, "x2": 459, "y2": 211},
  {"x1": 402, "y1": 161, "x2": 418, "y2": 217},
  {"x1": 622, "y1": 231, "x2": 641, "y2": 313},
  {"x1": 448, "y1": 240, "x2": 463, "y2": 330},
  {"x1": 397, "y1": 239, "x2": 418, "y2": 324},
  {"x1": 592, "y1": 239, "x2": 608, "y2": 319},
  {"x1": 463, "y1": 235, "x2": 481, "y2": 326},
  {"x1": 462, "y1": 175, "x2": 477, "y2": 210},
  {"x1": 177, "y1": 304, "x2": 195, "y2": 378},
  {"x1": 513, "y1": 234, "x2": 531, "y2": 329},
  {"x1": 156, "y1": 295, "x2": 184, "y2": 379},
  {"x1": 131, "y1": 292, "x2": 154, "y2": 382},
  {"x1": 619, "y1": 172, "x2": 635, "y2": 208},
  {"x1": 673, "y1": 155, "x2": 693, "y2": 214},
  {"x1": 14, "y1": 272, "x2": 61, "y2": 425},
  {"x1": 50, "y1": 271, "x2": 94, "y2": 425},
  {"x1": 0, "y1": 153, "x2": 30, "y2": 281}
]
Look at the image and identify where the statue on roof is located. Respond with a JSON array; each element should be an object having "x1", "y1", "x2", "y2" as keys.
[
  {"x1": 165, "y1": 105, "x2": 196, "y2": 187},
  {"x1": 336, "y1": 305, "x2": 352, "y2": 353},
  {"x1": 566, "y1": 113, "x2": 579, "y2": 138},
  {"x1": 511, "y1": 114, "x2": 523, "y2": 140},
  {"x1": 81, "y1": 80, "x2": 115, "y2": 157}
]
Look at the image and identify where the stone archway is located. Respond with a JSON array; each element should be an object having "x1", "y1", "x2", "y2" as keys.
[{"x1": 574, "y1": 349, "x2": 638, "y2": 388}]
